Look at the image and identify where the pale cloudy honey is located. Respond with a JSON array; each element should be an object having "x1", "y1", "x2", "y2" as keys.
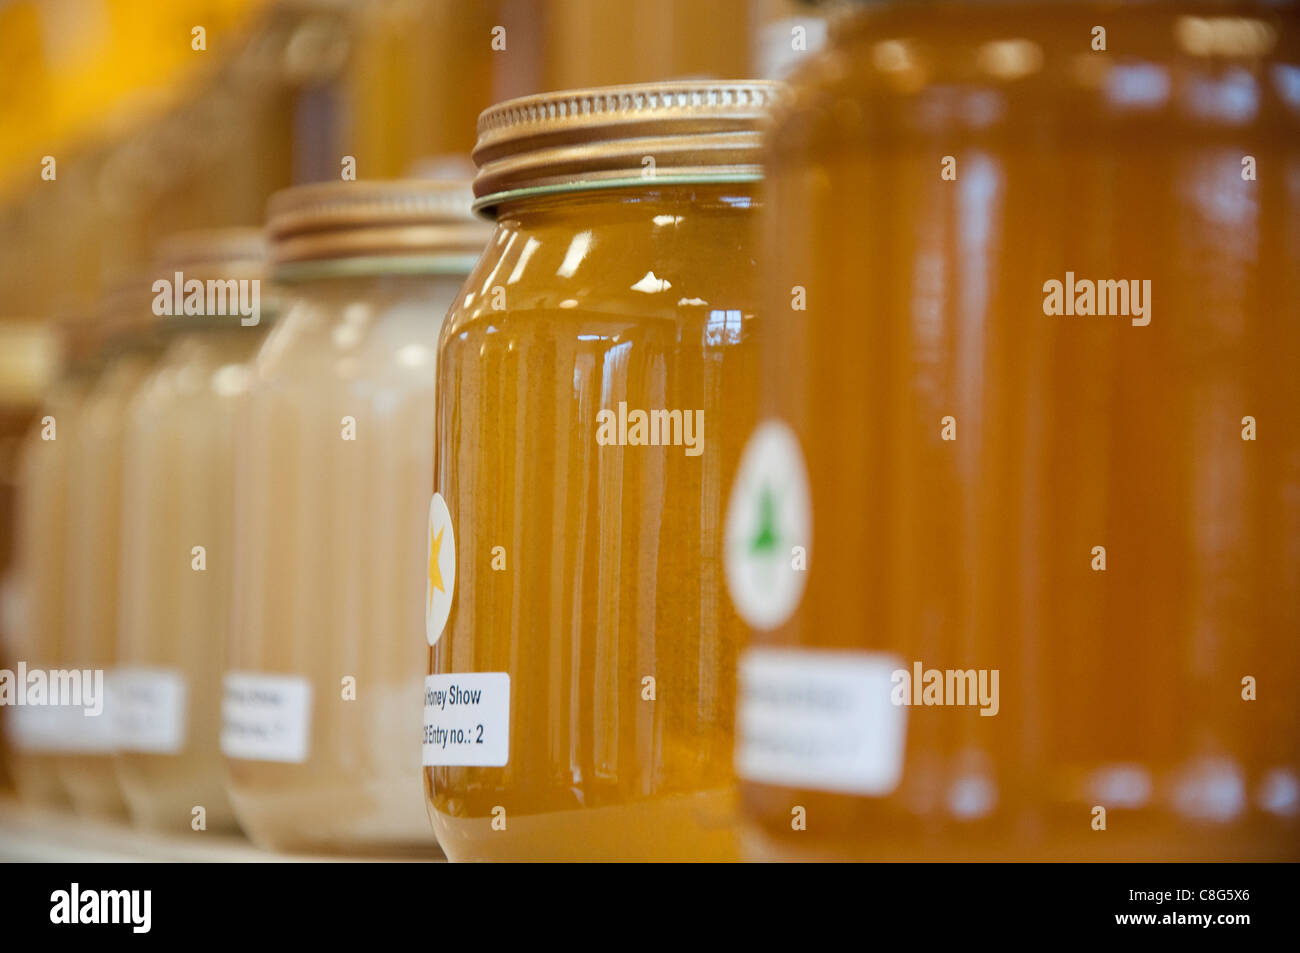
[
  {"x1": 58, "y1": 288, "x2": 163, "y2": 818},
  {"x1": 8, "y1": 329, "x2": 93, "y2": 805},
  {"x1": 114, "y1": 230, "x2": 270, "y2": 832},
  {"x1": 224, "y1": 180, "x2": 487, "y2": 853}
]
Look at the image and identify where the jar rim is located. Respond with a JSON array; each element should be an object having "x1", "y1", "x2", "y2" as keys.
[{"x1": 472, "y1": 172, "x2": 765, "y2": 215}]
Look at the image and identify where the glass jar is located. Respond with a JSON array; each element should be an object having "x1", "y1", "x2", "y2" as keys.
[
  {"x1": 58, "y1": 285, "x2": 165, "y2": 818},
  {"x1": 425, "y1": 81, "x2": 782, "y2": 861},
  {"x1": 225, "y1": 179, "x2": 488, "y2": 854},
  {"x1": 7, "y1": 318, "x2": 85, "y2": 806},
  {"x1": 113, "y1": 230, "x2": 272, "y2": 832},
  {"x1": 734, "y1": 0, "x2": 1300, "y2": 860}
]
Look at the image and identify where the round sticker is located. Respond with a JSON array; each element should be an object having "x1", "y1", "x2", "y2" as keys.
[
  {"x1": 425, "y1": 492, "x2": 456, "y2": 645},
  {"x1": 724, "y1": 419, "x2": 812, "y2": 630}
]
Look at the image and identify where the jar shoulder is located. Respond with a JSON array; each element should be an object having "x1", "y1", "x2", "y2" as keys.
[
  {"x1": 444, "y1": 209, "x2": 762, "y2": 344},
  {"x1": 252, "y1": 289, "x2": 449, "y2": 387},
  {"x1": 776, "y1": 1, "x2": 1300, "y2": 153}
]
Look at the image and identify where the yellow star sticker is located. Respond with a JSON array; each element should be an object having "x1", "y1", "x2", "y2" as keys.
[{"x1": 428, "y1": 525, "x2": 446, "y2": 596}]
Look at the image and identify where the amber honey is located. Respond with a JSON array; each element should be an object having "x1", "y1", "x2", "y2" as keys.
[
  {"x1": 736, "y1": 0, "x2": 1300, "y2": 860},
  {"x1": 426, "y1": 82, "x2": 781, "y2": 861}
]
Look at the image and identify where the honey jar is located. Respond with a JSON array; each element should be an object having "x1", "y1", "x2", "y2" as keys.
[
  {"x1": 58, "y1": 282, "x2": 165, "y2": 818},
  {"x1": 6, "y1": 319, "x2": 72, "y2": 805},
  {"x1": 114, "y1": 229, "x2": 272, "y2": 832},
  {"x1": 425, "y1": 81, "x2": 782, "y2": 861},
  {"x1": 734, "y1": 0, "x2": 1300, "y2": 861},
  {"x1": 224, "y1": 179, "x2": 488, "y2": 853}
]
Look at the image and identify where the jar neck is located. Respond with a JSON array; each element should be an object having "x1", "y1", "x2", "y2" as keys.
[
  {"x1": 273, "y1": 267, "x2": 471, "y2": 301},
  {"x1": 271, "y1": 254, "x2": 483, "y2": 286},
  {"x1": 490, "y1": 182, "x2": 762, "y2": 231}
]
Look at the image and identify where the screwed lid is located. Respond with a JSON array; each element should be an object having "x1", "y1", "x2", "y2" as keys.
[
  {"x1": 153, "y1": 227, "x2": 266, "y2": 280},
  {"x1": 472, "y1": 80, "x2": 785, "y2": 215},
  {"x1": 265, "y1": 179, "x2": 491, "y2": 268}
]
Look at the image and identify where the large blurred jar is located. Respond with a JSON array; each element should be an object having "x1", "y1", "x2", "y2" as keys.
[
  {"x1": 58, "y1": 283, "x2": 164, "y2": 818},
  {"x1": 224, "y1": 179, "x2": 488, "y2": 854},
  {"x1": 425, "y1": 82, "x2": 780, "y2": 861},
  {"x1": 113, "y1": 230, "x2": 273, "y2": 833},
  {"x1": 733, "y1": 0, "x2": 1300, "y2": 860}
]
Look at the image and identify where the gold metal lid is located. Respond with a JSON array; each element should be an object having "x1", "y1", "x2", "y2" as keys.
[
  {"x1": 265, "y1": 179, "x2": 490, "y2": 271},
  {"x1": 472, "y1": 80, "x2": 786, "y2": 215},
  {"x1": 153, "y1": 227, "x2": 267, "y2": 282}
]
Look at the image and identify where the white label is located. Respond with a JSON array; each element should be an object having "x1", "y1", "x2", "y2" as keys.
[
  {"x1": 5, "y1": 703, "x2": 52, "y2": 751},
  {"x1": 724, "y1": 420, "x2": 813, "y2": 631},
  {"x1": 6, "y1": 703, "x2": 94, "y2": 753},
  {"x1": 736, "y1": 648, "x2": 907, "y2": 796},
  {"x1": 221, "y1": 672, "x2": 312, "y2": 763},
  {"x1": 3, "y1": 669, "x2": 116, "y2": 752},
  {"x1": 113, "y1": 667, "x2": 188, "y2": 754},
  {"x1": 422, "y1": 673, "x2": 509, "y2": 767},
  {"x1": 59, "y1": 678, "x2": 119, "y2": 753},
  {"x1": 60, "y1": 699, "x2": 118, "y2": 753},
  {"x1": 425, "y1": 493, "x2": 456, "y2": 646}
]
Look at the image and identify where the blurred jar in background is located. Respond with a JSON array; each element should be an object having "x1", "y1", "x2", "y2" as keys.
[
  {"x1": 58, "y1": 282, "x2": 165, "y2": 818},
  {"x1": 734, "y1": 0, "x2": 1299, "y2": 860},
  {"x1": 114, "y1": 229, "x2": 273, "y2": 833},
  {"x1": 225, "y1": 178, "x2": 488, "y2": 854},
  {"x1": 344, "y1": 0, "x2": 502, "y2": 177},
  {"x1": 540, "y1": 0, "x2": 753, "y2": 89},
  {"x1": 426, "y1": 81, "x2": 780, "y2": 861},
  {"x1": 1, "y1": 320, "x2": 58, "y2": 800}
]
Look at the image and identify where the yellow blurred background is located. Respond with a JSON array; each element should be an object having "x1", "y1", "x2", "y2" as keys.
[{"x1": 0, "y1": 0, "x2": 818, "y2": 319}]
